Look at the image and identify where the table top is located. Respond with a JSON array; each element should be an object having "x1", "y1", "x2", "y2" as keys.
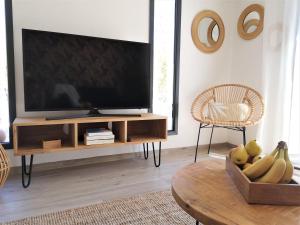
[{"x1": 171, "y1": 158, "x2": 300, "y2": 225}]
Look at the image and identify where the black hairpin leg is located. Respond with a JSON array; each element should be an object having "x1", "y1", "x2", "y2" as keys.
[
  {"x1": 152, "y1": 142, "x2": 161, "y2": 167},
  {"x1": 21, "y1": 155, "x2": 34, "y2": 188},
  {"x1": 207, "y1": 125, "x2": 215, "y2": 154},
  {"x1": 194, "y1": 123, "x2": 202, "y2": 163},
  {"x1": 242, "y1": 127, "x2": 246, "y2": 145},
  {"x1": 143, "y1": 143, "x2": 149, "y2": 159},
  {"x1": 195, "y1": 124, "x2": 248, "y2": 162},
  {"x1": 196, "y1": 220, "x2": 199, "y2": 225}
]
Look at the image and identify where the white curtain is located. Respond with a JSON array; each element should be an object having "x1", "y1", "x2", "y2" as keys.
[{"x1": 259, "y1": 0, "x2": 300, "y2": 155}]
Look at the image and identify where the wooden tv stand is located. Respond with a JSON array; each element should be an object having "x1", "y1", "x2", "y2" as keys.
[{"x1": 13, "y1": 113, "x2": 167, "y2": 188}]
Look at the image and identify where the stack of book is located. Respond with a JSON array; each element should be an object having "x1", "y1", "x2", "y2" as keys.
[{"x1": 84, "y1": 128, "x2": 115, "y2": 145}]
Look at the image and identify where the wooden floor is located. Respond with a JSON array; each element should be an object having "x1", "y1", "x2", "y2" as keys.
[{"x1": 0, "y1": 146, "x2": 229, "y2": 223}]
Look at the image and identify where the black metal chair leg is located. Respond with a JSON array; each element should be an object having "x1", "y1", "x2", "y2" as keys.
[
  {"x1": 208, "y1": 125, "x2": 215, "y2": 154},
  {"x1": 242, "y1": 127, "x2": 246, "y2": 145},
  {"x1": 196, "y1": 220, "x2": 199, "y2": 225},
  {"x1": 194, "y1": 123, "x2": 202, "y2": 163},
  {"x1": 194, "y1": 124, "x2": 247, "y2": 162},
  {"x1": 21, "y1": 155, "x2": 34, "y2": 188},
  {"x1": 152, "y1": 142, "x2": 161, "y2": 167},
  {"x1": 143, "y1": 143, "x2": 149, "y2": 159}
]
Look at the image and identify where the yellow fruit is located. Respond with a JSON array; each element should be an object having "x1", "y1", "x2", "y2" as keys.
[
  {"x1": 279, "y1": 147, "x2": 294, "y2": 184},
  {"x1": 243, "y1": 163, "x2": 252, "y2": 169},
  {"x1": 256, "y1": 149, "x2": 286, "y2": 184},
  {"x1": 252, "y1": 155, "x2": 262, "y2": 163},
  {"x1": 230, "y1": 145, "x2": 249, "y2": 165},
  {"x1": 245, "y1": 140, "x2": 262, "y2": 157},
  {"x1": 243, "y1": 145, "x2": 279, "y2": 180}
]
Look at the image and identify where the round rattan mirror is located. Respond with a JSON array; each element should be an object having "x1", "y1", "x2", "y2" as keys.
[
  {"x1": 237, "y1": 4, "x2": 264, "y2": 40},
  {"x1": 191, "y1": 10, "x2": 225, "y2": 53}
]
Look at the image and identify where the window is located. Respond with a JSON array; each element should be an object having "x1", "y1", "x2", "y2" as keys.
[
  {"x1": 0, "y1": 1, "x2": 9, "y2": 144},
  {"x1": 150, "y1": 0, "x2": 181, "y2": 133},
  {"x1": 0, "y1": 0, "x2": 15, "y2": 148}
]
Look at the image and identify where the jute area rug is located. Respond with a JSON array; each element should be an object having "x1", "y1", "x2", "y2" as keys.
[{"x1": 1, "y1": 191, "x2": 195, "y2": 225}]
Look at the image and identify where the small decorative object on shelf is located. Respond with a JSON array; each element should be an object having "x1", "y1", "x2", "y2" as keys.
[
  {"x1": 84, "y1": 128, "x2": 115, "y2": 145},
  {"x1": 0, "y1": 144, "x2": 10, "y2": 187},
  {"x1": 43, "y1": 139, "x2": 62, "y2": 149}
]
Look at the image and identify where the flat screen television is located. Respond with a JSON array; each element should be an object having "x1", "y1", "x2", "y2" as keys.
[{"x1": 22, "y1": 29, "x2": 151, "y2": 113}]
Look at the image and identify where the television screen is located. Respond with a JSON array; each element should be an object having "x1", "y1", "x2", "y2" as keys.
[{"x1": 22, "y1": 29, "x2": 151, "y2": 111}]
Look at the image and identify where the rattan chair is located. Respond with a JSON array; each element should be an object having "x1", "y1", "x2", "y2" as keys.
[
  {"x1": 0, "y1": 144, "x2": 10, "y2": 187},
  {"x1": 191, "y1": 84, "x2": 264, "y2": 162}
]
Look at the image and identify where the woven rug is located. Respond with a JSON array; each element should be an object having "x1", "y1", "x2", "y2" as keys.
[{"x1": 2, "y1": 191, "x2": 195, "y2": 225}]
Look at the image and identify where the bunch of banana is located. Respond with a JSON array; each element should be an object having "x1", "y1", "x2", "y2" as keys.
[
  {"x1": 279, "y1": 146, "x2": 294, "y2": 184},
  {"x1": 241, "y1": 141, "x2": 294, "y2": 184},
  {"x1": 256, "y1": 147, "x2": 286, "y2": 183},
  {"x1": 242, "y1": 144, "x2": 279, "y2": 180}
]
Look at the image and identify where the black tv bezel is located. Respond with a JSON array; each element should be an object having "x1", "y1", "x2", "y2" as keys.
[{"x1": 22, "y1": 28, "x2": 151, "y2": 112}]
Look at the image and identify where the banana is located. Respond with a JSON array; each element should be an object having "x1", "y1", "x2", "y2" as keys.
[
  {"x1": 256, "y1": 148, "x2": 286, "y2": 184},
  {"x1": 252, "y1": 155, "x2": 262, "y2": 163},
  {"x1": 279, "y1": 147, "x2": 294, "y2": 184},
  {"x1": 243, "y1": 163, "x2": 252, "y2": 170},
  {"x1": 243, "y1": 145, "x2": 278, "y2": 180}
]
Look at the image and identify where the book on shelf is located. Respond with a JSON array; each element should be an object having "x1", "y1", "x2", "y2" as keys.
[
  {"x1": 84, "y1": 138, "x2": 115, "y2": 146},
  {"x1": 84, "y1": 134, "x2": 115, "y2": 141},
  {"x1": 86, "y1": 128, "x2": 113, "y2": 136},
  {"x1": 84, "y1": 128, "x2": 115, "y2": 145}
]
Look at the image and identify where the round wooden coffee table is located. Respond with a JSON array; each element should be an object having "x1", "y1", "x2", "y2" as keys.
[{"x1": 172, "y1": 158, "x2": 300, "y2": 225}]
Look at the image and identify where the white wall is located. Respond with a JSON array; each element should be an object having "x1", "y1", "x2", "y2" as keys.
[
  {"x1": 227, "y1": 0, "x2": 265, "y2": 145},
  {"x1": 8, "y1": 0, "x2": 264, "y2": 166},
  {"x1": 165, "y1": 0, "x2": 237, "y2": 149}
]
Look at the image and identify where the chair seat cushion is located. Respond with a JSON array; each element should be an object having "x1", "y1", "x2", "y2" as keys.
[{"x1": 207, "y1": 102, "x2": 250, "y2": 122}]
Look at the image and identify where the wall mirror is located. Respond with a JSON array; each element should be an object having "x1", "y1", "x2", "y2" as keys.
[
  {"x1": 192, "y1": 10, "x2": 225, "y2": 53},
  {"x1": 238, "y1": 4, "x2": 264, "y2": 40}
]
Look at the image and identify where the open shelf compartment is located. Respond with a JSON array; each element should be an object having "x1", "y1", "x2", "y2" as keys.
[
  {"x1": 127, "y1": 119, "x2": 167, "y2": 142},
  {"x1": 77, "y1": 121, "x2": 126, "y2": 146},
  {"x1": 16, "y1": 124, "x2": 76, "y2": 153}
]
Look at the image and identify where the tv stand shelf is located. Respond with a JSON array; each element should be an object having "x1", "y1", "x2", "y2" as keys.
[{"x1": 13, "y1": 113, "x2": 167, "y2": 188}]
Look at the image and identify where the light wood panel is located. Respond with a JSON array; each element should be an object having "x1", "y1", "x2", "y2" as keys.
[
  {"x1": 13, "y1": 114, "x2": 166, "y2": 126},
  {"x1": 112, "y1": 121, "x2": 126, "y2": 143},
  {"x1": 73, "y1": 123, "x2": 78, "y2": 148},
  {"x1": 172, "y1": 159, "x2": 300, "y2": 225}
]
